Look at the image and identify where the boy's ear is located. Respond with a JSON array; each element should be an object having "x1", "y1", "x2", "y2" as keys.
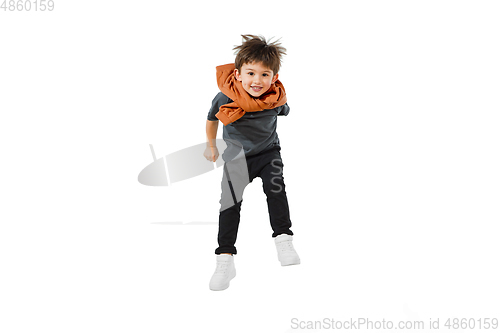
[
  {"x1": 272, "y1": 73, "x2": 279, "y2": 84},
  {"x1": 234, "y1": 69, "x2": 242, "y2": 81}
]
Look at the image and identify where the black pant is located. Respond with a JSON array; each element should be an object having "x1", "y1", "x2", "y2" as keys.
[{"x1": 215, "y1": 145, "x2": 293, "y2": 254}]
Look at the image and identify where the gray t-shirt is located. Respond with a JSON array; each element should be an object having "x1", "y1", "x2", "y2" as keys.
[{"x1": 207, "y1": 91, "x2": 290, "y2": 157}]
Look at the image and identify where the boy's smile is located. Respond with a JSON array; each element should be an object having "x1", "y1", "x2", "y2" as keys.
[{"x1": 234, "y1": 61, "x2": 279, "y2": 98}]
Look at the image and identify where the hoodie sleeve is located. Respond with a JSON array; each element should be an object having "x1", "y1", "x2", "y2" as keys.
[
  {"x1": 277, "y1": 103, "x2": 290, "y2": 116},
  {"x1": 207, "y1": 92, "x2": 231, "y2": 121}
]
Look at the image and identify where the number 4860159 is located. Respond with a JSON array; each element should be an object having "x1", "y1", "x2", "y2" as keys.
[{"x1": 1, "y1": 0, "x2": 55, "y2": 11}]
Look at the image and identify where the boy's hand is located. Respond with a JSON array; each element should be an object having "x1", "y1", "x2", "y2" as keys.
[{"x1": 204, "y1": 145, "x2": 219, "y2": 162}]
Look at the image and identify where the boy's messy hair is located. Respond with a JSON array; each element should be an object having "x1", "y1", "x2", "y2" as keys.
[{"x1": 233, "y1": 34, "x2": 287, "y2": 75}]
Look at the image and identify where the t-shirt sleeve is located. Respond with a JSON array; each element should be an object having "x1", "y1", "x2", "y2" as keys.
[
  {"x1": 277, "y1": 103, "x2": 290, "y2": 116},
  {"x1": 207, "y1": 92, "x2": 231, "y2": 121}
]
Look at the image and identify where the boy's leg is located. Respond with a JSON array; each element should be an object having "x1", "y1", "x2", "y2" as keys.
[
  {"x1": 215, "y1": 158, "x2": 249, "y2": 255},
  {"x1": 215, "y1": 202, "x2": 242, "y2": 255},
  {"x1": 258, "y1": 147, "x2": 293, "y2": 237}
]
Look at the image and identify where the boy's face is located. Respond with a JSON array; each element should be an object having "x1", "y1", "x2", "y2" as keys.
[{"x1": 234, "y1": 61, "x2": 279, "y2": 98}]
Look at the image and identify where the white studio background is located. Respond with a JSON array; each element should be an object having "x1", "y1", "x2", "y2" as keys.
[{"x1": 1, "y1": 1, "x2": 499, "y2": 332}]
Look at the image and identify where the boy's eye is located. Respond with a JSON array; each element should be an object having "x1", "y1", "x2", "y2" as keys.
[{"x1": 247, "y1": 72, "x2": 269, "y2": 77}]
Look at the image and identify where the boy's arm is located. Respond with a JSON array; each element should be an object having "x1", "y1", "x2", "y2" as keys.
[
  {"x1": 205, "y1": 92, "x2": 230, "y2": 161},
  {"x1": 204, "y1": 120, "x2": 219, "y2": 162},
  {"x1": 206, "y1": 120, "x2": 219, "y2": 146}
]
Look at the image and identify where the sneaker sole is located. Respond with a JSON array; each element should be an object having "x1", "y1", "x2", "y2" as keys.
[
  {"x1": 209, "y1": 270, "x2": 236, "y2": 291},
  {"x1": 280, "y1": 258, "x2": 301, "y2": 266}
]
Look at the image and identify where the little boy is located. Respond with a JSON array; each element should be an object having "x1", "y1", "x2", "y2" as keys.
[{"x1": 204, "y1": 35, "x2": 300, "y2": 291}]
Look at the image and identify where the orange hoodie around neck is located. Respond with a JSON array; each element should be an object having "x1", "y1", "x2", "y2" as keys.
[{"x1": 215, "y1": 63, "x2": 287, "y2": 126}]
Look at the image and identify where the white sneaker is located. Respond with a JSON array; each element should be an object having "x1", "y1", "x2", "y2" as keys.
[
  {"x1": 274, "y1": 234, "x2": 300, "y2": 266},
  {"x1": 209, "y1": 254, "x2": 236, "y2": 291}
]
